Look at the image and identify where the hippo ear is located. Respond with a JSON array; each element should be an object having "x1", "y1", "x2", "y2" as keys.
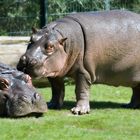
[
  {"x1": 59, "y1": 37, "x2": 67, "y2": 45},
  {"x1": 32, "y1": 27, "x2": 38, "y2": 34},
  {"x1": 0, "y1": 77, "x2": 9, "y2": 90}
]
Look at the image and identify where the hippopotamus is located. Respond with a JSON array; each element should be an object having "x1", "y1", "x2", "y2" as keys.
[
  {"x1": 17, "y1": 10, "x2": 140, "y2": 115},
  {"x1": 0, "y1": 63, "x2": 47, "y2": 117}
]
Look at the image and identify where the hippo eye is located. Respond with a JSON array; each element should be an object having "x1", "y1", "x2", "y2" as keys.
[
  {"x1": 45, "y1": 44, "x2": 53, "y2": 49},
  {"x1": 34, "y1": 93, "x2": 40, "y2": 100},
  {"x1": 45, "y1": 44, "x2": 54, "y2": 55},
  {"x1": 48, "y1": 45, "x2": 53, "y2": 49}
]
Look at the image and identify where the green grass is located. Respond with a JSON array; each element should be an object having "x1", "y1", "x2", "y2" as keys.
[{"x1": 0, "y1": 84, "x2": 140, "y2": 140}]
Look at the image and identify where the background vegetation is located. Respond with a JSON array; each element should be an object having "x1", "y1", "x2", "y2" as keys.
[{"x1": 0, "y1": 0, "x2": 140, "y2": 35}]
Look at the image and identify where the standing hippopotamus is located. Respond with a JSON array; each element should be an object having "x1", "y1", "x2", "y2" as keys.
[
  {"x1": 0, "y1": 63, "x2": 47, "y2": 117},
  {"x1": 17, "y1": 10, "x2": 140, "y2": 115}
]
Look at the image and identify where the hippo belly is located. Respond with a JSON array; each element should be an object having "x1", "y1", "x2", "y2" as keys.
[{"x1": 95, "y1": 65, "x2": 140, "y2": 87}]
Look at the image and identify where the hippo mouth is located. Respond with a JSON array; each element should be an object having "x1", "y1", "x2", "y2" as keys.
[
  {"x1": 7, "y1": 103, "x2": 47, "y2": 118},
  {"x1": 22, "y1": 67, "x2": 44, "y2": 78},
  {"x1": 12, "y1": 112, "x2": 44, "y2": 118},
  {"x1": 7, "y1": 108, "x2": 47, "y2": 118}
]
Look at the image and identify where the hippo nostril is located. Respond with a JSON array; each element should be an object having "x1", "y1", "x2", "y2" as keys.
[{"x1": 30, "y1": 59, "x2": 37, "y2": 66}]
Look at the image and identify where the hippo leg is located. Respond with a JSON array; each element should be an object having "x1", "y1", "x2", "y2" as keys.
[
  {"x1": 47, "y1": 77, "x2": 65, "y2": 109},
  {"x1": 71, "y1": 73, "x2": 90, "y2": 115},
  {"x1": 123, "y1": 86, "x2": 140, "y2": 108}
]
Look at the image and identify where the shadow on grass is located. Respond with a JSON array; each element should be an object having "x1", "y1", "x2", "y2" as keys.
[{"x1": 63, "y1": 100, "x2": 124, "y2": 110}]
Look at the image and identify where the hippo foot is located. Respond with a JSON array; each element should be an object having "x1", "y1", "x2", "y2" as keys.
[
  {"x1": 47, "y1": 101, "x2": 61, "y2": 109},
  {"x1": 71, "y1": 104, "x2": 90, "y2": 115},
  {"x1": 121, "y1": 103, "x2": 140, "y2": 109}
]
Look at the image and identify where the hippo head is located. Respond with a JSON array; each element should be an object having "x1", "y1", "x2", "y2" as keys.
[
  {"x1": 17, "y1": 26, "x2": 68, "y2": 78},
  {"x1": 0, "y1": 74, "x2": 47, "y2": 117}
]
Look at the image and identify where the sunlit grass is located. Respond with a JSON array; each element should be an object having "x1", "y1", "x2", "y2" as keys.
[{"x1": 0, "y1": 84, "x2": 140, "y2": 140}]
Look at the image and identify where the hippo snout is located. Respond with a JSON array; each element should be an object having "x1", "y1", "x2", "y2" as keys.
[
  {"x1": 6, "y1": 91, "x2": 47, "y2": 117},
  {"x1": 21, "y1": 55, "x2": 38, "y2": 66},
  {"x1": 17, "y1": 55, "x2": 27, "y2": 72},
  {"x1": 17, "y1": 55, "x2": 38, "y2": 72},
  {"x1": 29, "y1": 58, "x2": 38, "y2": 66}
]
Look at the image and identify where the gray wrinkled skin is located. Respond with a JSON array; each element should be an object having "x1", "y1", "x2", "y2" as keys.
[
  {"x1": 0, "y1": 63, "x2": 47, "y2": 117},
  {"x1": 17, "y1": 10, "x2": 140, "y2": 115}
]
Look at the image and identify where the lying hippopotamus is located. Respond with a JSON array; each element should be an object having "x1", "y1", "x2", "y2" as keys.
[
  {"x1": 17, "y1": 10, "x2": 140, "y2": 115},
  {"x1": 0, "y1": 63, "x2": 47, "y2": 117}
]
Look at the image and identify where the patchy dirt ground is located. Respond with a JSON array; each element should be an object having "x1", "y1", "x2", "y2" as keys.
[{"x1": 0, "y1": 36, "x2": 30, "y2": 67}]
